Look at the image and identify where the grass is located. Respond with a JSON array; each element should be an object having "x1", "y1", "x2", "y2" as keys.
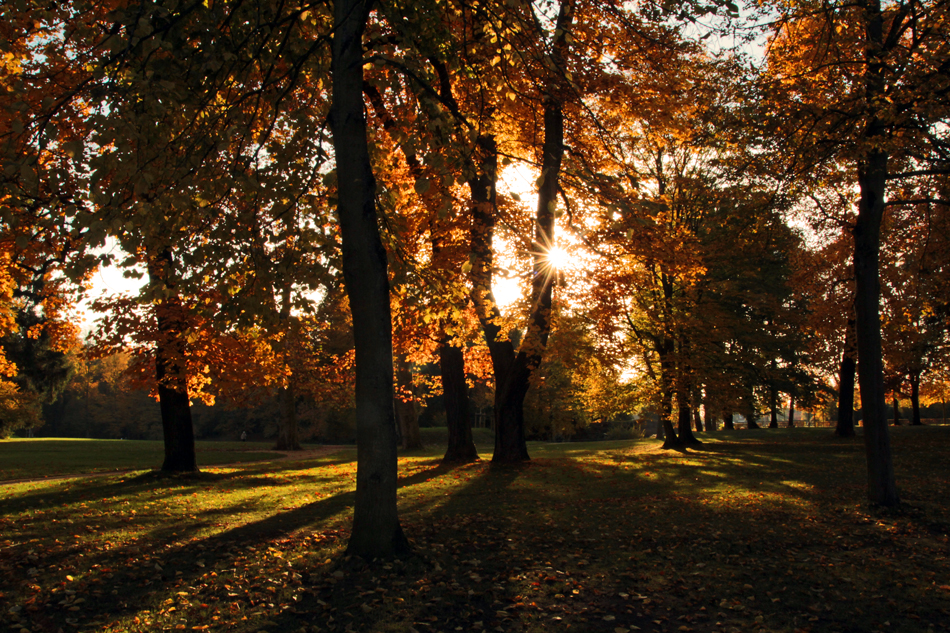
[
  {"x1": 1, "y1": 426, "x2": 949, "y2": 633},
  {"x1": 0, "y1": 438, "x2": 308, "y2": 481}
]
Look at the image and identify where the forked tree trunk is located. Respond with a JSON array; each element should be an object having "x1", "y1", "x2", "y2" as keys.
[
  {"x1": 468, "y1": 135, "x2": 529, "y2": 463},
  {"x1": 147, "y1": 247, "x2": 198, "y2": 473},
  {"x1": 853, "y1": 0, "x2": 899, "y2": 507},
  {"x1": 331, "y1": 0, "x2": 408, "y2": 558},
  {"x1": 477, "y1": 0, "x2": 574, "y2": 464},
  {"x1": 676, "y1": 393, "x2": 700, "y2": 446},
  {"x1": 441, "y1": 340, "x2": 478, "y2": 463},
  {"x1": 835, "y1": 315, "x2": 857, "y2": 437}
]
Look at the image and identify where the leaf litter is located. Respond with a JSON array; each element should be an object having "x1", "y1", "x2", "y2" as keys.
[{"x1": 0, "y1": 427, "x2": 948, "y2": 632}]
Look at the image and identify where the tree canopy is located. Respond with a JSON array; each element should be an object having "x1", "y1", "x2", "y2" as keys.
[{"x1": 3, "y1": 0, "x2": 949, "y2": 548}]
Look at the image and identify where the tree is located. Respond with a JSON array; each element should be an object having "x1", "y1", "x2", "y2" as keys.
[
  {"x1": 330, "y1": 0, "x2": 408, "y2": 558},
  {"x1": 761, "y1": 0, "x2": 950, "y2": 505}
]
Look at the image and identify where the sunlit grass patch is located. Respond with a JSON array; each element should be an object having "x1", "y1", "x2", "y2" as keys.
[{"x1": 1, "y1": 427, "x2": 948, "y2": 633}]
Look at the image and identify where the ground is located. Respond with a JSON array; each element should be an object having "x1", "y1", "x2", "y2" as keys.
[{"x1": 1, "y1": 427, "x2": 948, "y2": 633}]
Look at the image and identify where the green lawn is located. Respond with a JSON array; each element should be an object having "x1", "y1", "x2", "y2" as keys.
[
  {"x1": 2, "y1": 427, "x2": 949, "y2": 633},
  {"x1": 0, "y1": 438, "x2": 305, "y2": 481}
]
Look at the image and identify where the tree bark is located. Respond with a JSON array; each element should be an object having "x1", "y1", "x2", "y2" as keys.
[
  {"x1": 440, "y1": 340, "x2": 478, "y2": 463},
  {"x1": 147, "y1": 247, "x2": 198, "y2": 473},
  {"x1": 658, "y1": 339, "x2": 681, "y2": 448},
  {"x1": 787, "y1": 395, "x2": 795, "y2": 429},
  {"x1": 835, "y1": 315, "x2": 857, "y2": 437},
  {"x1": 892, "y1": 397, "x2": 901, "y2": 426},
  {"x1": 675, "y1": 346, "x2": 701, "y2": 446},
  {"x1": 851, "y1": 0, "x2": 899, "y2": 507},
  {"x1": 330, "y1": 0, "x2": 408, "y2": 558},
  {"x1": 676, "y1": 390, "x2": 701, "y2": 446}
]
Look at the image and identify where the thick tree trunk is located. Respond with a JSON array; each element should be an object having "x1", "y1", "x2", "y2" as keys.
[
  {"x1": 147, "y1": 247, "x2": 198, "y2": 473},
  {"x1": 440, "y1": 340, "x2": 478, "y2": 463},
  {"x1": 747, "y1": 408, "x2": 761, "y2": 429},
  {"x1": 835, "y1": 315, "x2": 857, "y2": 437},
  {"x1": 892, "y1": 397, "x2": 901, "y2": 426},
  {"x1": 852, "y1": 0, "x2": 899, "y2": 507},
  {"x1": 787, "y1": 395, "x2": 796, "y2": 428},
  {"x1": 910, "y1": 373, "x2": 922, "y2": 425},
  {"x1": 745, "y1": 389, "x2": 761, "y2": 429},
  {"x1": 675, "y1": 357, "x2": 701, "y2": 446},
  {"x1": 658, "y1": 340, "x2": 681, "y2": 448},
  {"x1": 331, "y1": 0, "x2": 408, "y2": 558},
  {"x1": 723, "y1": 411, "x2": 735, "y2": 431},
  {"x1": 676, "y1": 391, "x2": 701, "y2": 446}
]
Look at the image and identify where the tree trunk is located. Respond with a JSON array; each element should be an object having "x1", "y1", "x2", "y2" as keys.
[
  {"x1": 703, "y1": 391, "x2": 716, "y2": 432},
  {"x1": 330, "y1": 0, "x2": 408, "y2": 558},
  {"x1": 693, "y1": 389, "x2": 704, "y2": 432},
  {"x1": 787, "y1": 395, "x2": 795, "y2": 429},
  {"x1": 467, "y1": 135, "x2": 529, "y2": 463},
  {"x1": 440, "y1": 340, "x2": 478, "y2": 463},
  {"x1": 892, "y1": 397, "x2": 901, "y2": 426},
  {"x1": 676, "y1": 389, "x2": 701, "y2": 446},
  {"x1": 675, "y1": 352, "x2": 701, "y2": 446},
  {"x1": 745, "y1": 388, "x2": 761, "y2": 429},
  {"x1": 395, "y1": 355, "x2": 422, "y2": 450},
  {"x1": 768, "y1": 379, "x2": 779, "y2": 428},
  {"x1": 723, "y1": 411, "x2": 735, "y2": 430},
  {"x1": 835, "y1": 315, "x2": 857, "y2": 437},
  {"x1": 852, "y1": 0, "x2": 899, "y2": 507},
  {"x1": 274, "y1": 382, "x2": 301, "y2": 451},
  {"x1": 273, "y1": 252, "x2": 302, "y2": 451},
  {"x1": 147, "y1": 247, "x2": 198, "y2": 473},
  {"x1": 910, "y1": 373, "x2": 922, "y2": 426},
  {"x1": 658, "y1": 339, "x2": 681, "y2": 448}
]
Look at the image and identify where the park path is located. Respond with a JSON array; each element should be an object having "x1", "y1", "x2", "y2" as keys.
[{"x1": 0, "y1": 445, "x2": 346, "y2": 486}]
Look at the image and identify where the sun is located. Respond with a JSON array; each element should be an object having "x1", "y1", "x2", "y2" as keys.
[{"x1": 546, "y1": 245, "x2": 570, "y2": 270}]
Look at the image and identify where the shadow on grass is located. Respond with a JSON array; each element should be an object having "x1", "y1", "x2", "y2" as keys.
[{"x1": 4, "y1": 427, "x2": 949, "y2": 633}]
